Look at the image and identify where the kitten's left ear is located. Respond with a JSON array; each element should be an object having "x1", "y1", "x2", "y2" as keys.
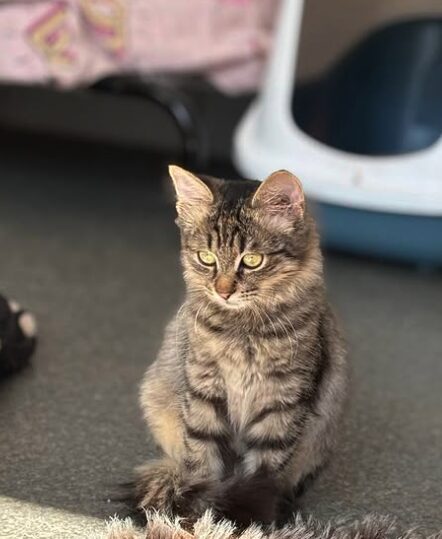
[{"x1": 252, "y1": 170, "x2": 305, "y2": 220}]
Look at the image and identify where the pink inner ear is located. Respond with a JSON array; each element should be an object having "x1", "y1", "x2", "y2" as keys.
[{"x1": 253, "y1": 170, "x2": 304, "y2": 215}]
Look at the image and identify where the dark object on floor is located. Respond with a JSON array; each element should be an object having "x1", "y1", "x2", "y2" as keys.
[
  {"x1": 293, "y1": 18, "x2": 442, "y2": 156},
  {"x1": 92, "y1": 76, "x2": 208, "y2": 168},
  {"x1": 0, "y1": 294, "x2": 37, "y2": 378}
]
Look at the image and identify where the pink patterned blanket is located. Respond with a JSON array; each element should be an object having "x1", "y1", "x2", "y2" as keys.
[{"x1": 0, "y1": 0, "x2": 279, "y2": 93}]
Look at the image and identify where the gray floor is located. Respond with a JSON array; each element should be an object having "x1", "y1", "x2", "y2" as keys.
[{"x1": 0, "y1": 133, "x2": 441, "y2": 535}]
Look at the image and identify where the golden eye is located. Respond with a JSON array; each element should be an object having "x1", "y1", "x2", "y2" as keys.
[
  {"x1": 242, "y1": 253, "x2": 263, "y2": 269},
  {"x1": 197, "y1": 250, "x2": 216, "y2": 266}
]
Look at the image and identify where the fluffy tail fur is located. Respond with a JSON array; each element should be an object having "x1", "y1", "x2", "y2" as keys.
[
  {"x1": 103, "y1": 510, "x2": 441, "y2": 539},
  {"x1": 130, "y1": 458, "x2": 283, "y2": 526}
]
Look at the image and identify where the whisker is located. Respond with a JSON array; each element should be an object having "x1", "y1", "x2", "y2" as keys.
[{"x1": 193, "y1": 303, "x2": 206, "y2": 334}]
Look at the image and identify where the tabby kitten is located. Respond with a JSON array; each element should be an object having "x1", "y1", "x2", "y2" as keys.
[{"x1": 135, "y1": 166, "x2": 347, "y2": 524}]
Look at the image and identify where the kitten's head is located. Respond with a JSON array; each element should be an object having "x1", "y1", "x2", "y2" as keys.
[{"x1": 170, "y1": 166, "x2": 321, "y2": 312}]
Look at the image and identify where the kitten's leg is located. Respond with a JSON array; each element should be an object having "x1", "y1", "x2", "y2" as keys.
[
  {"x1": 242, "y1": 309, "x2": 347, "y2": 491},
  {"x1": 141, "y1": 374, "x2": 186, "y2": 461},
  {"x1": 137, "y1": 356, "x2": 229, "y2": 515},
  {"x1": 142, "y1": 373, "x2": 228, "y2": 477},
  {"x1": 181, "y1": 361, "x2": 231, "y2": 478},
  {"x1": 139, "y1": 318, "x2": 188, "y2": 461},
  {"x1": 239, "y1": 386, "x2": 338, "y2": 522},
  {"x1": 242, "y1": 403, "x2": 310, "y2": 477},
  {"x1": 286, "y1": 308, "x2": 348, "y2": 491},
  {"x1": 141, "y1": 355, "x2": 229, "y2": 479}
]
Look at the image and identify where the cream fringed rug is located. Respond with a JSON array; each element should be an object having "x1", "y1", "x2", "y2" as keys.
[{"x1": 102, "y1": 511, "x2": 442, "y2": 539}]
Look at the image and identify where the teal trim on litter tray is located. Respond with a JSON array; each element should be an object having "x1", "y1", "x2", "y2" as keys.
[{"x1": 314, "y1": 203, "x2": 442, "y2": 268}]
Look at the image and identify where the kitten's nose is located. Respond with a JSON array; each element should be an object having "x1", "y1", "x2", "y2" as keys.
[{"x1": 215, "y1": 275, "x2": 235, "y2": 301}]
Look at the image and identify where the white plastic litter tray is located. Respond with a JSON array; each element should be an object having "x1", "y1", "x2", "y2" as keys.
[{"x1": 234, "y1": 0, "x2": 442, "y2": 266}]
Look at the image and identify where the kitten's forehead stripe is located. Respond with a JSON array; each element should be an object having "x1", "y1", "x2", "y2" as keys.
[
  {"x1": 210, "y1": 197, "x2": 249, "y2": 256},
  {"x1": 230, "y1": 203, "x2": 243, "y2": 250}
]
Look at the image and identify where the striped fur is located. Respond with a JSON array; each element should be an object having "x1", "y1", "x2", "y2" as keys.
[{"x1": 136, "y1": 168, "x2": 348, "y2": 524}]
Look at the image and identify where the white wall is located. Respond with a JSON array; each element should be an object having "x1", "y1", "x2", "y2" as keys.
[{"x1": 297, "y1": 0, "x2": 442, "y2": 81}]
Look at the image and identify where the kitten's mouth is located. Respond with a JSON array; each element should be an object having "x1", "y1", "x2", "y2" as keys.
[{"x1": 209, "y1": 290, "x2": 243, "y2": 309}]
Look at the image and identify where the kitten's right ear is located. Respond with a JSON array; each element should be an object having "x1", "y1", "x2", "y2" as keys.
[{"x1": 169, "y1": 165, "x2": 213, "y2": 224}]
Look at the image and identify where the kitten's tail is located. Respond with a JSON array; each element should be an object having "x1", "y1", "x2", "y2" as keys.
[{"x1": 131, "y1": 458, "x2": 282, "y2": 526}]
